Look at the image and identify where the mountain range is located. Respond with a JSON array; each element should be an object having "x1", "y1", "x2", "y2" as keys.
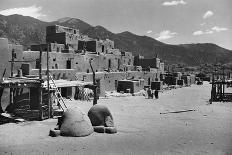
[{"x1": 0, "y1": 14, "x2": 231, "y2": 66}]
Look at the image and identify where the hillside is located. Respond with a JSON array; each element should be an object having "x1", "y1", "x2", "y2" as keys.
[{"x1": 0, "y1": 14, "x2": 231, "y2": 66}]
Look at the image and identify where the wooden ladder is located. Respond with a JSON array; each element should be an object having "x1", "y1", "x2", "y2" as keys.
[{"x1": 48, "y1": 74, "x2": 67, "y2": 111}]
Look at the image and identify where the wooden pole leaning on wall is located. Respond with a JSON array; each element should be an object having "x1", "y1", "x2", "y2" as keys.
[
  {"x1": 47, "y1": 43, "x2": 52, "y2": 118},
  {"x1": 89, "y1": 58, "x2": 97, "y2": 105},
  {"x1": 38, "y1": 49, "x2": 43, "y2": 120}
]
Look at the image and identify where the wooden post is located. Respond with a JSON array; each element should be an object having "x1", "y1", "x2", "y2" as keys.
[
  {"x1": 89, "y1": 58, "x2": 97, "y2": 105},
  {"x1": 38, "y1": 49, "x2": 43, "y2": 120},
  {"x1": 10, "y1": 49, "x2": 15, "y2": 106},
  {"x1": 47, "y1": 43, "x2": 51, "y2": 118}
]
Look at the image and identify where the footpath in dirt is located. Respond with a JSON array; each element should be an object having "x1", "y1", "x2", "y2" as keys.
[{"x1": 0, "y1": 82, "x2": 232, "y2": 155}]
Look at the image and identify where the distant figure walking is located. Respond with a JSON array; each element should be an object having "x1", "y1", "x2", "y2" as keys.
[
  {"x1": 154, "y1": 89, "x2": 159, "y2": 99},
  {"x1": 147, "y1": 88, "x2": 153, "y2": 99}
]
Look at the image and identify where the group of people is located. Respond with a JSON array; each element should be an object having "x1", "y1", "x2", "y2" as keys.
[{"x1": 147, "y1": 88, "x2": 159, "y2": 99}]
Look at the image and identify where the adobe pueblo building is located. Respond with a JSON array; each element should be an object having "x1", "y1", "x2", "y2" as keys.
[
  {"x1": 0, "y1": 25, "x2": 165, "y2": 120},
  {"x1": 28, "y1": 25, "x2": 165, "y2": 95}
]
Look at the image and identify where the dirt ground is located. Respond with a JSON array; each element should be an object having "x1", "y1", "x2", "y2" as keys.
[{"x1": 0, "y1": 82, "x2": 232, "y2": 155}]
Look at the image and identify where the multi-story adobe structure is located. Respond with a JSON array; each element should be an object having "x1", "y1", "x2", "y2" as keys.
[
  {"x1": 1, "y1": 25, "x2": 165, "y2": 100},
  {"x1": 21, "y1": 25, "x2": 164, "y2": 96}
]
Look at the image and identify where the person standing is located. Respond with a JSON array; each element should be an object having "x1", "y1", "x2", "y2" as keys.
[
  {"x1": 154, "y1": 89, "x2": 159, "y2": 99},
  {"x1": 147, "y1": 88, "x2": 153, "y2": 99}
]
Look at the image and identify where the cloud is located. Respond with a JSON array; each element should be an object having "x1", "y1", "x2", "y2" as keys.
[
  {"x1": 203, "y1": 10, "x2": 213, "y2": 19},
  {"x1": 156, "y1": 30, "x2": 177, "y2": 40},
  {"x1": 200, "y1": 23, "x2": 206, "y2": 26},
  {"x1": 162, "y1": 0, "x2": 187, "y2": 6},
  {"x1": 193, "y1": 30, "x2": 204, "y2": 36},
  {"x1": 146, "y1": 30, "x2": 152, "y2": 34},
  {"x1": 0, "y1": 5, "x2": 45, "y2": 19},
  {"x1": 193, "y1": 26, "x2": 228, "y2": 36},
  {"x1": 205, "y1": 30, "x2": 213, "y2": 34},
  {"x1": 193, "y1": 29, "x2": 213, "y2": 36},
  {"x1": 211, "y1": 26, "x2": 228, "y2": 32}
]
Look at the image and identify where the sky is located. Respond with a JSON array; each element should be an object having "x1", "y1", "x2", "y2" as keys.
[{"x1": 0, "y1": 0, "x2": 231, "y2": 50}]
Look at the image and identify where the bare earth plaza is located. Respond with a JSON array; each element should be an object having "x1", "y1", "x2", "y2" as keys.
[{"x1": 1, "y1": 82, "x2": 232, "y2": 154}]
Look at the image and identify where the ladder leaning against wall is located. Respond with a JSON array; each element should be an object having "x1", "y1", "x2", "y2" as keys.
[{"x1": 48, "y1": 73, "x2": 67, "y2": 111}]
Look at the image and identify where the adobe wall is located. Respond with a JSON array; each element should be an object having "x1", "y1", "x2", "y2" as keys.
[
  {"x1": 78, "y1": 40, "x2": 97, "y2": 52},
  {"x1": 64, "y1": 33, "x2": 80, "y2": 45},
  {"x1": 46, "y1": 25, "x2": 80, "y2": 48},
  {"x1": 29, "y1": 65, "x2": 160, "y2": 97},
  {"x1": 121, "y1": 52, "x2": 134, "y2": 66},
  {"x1": 30, "y1": 69, "x2": 77, "y2": 80},
  {"x1": 46, "y1": 33, "x2": 80, "y2": 48},
  {"x1": 23, "y1": 50, "x2": 130, "y2": 73},
  {"x1": 78, "y1": 39, "x2": 115, "y2": 54},
  {"x1": 31, "y1": 43, "x2": 65, "y2": 52},
  {"x1": 0, "y1": 39, "x2": 10, "y2": 111},
  {"x1": 0, "y1": 39, "x2": 24, "y2": 78},
  {"x1": 97, "y1": 40, "x2": 113, "y2": 53},
  {"x1": 117, "y1": 80, "x2": 144, "y2": 93},
  {"x1": 0, "y1": 38, "x2": 10, "y2": 78},
  {"x1": 9, "y1": 44, "x2": 23, "y2": 75},
  {"x1": 75, "y1": 71, "x2": 159, "y2": 96},
  {"x1": 23, "y1": 51, "x2": 77, "y2": 70},
  {"x1": 102, "y1": 53, "x2": 121, "y2": 71},
  {"x1": 46, "y1": 25, "x2": 79, "y2": 35}
]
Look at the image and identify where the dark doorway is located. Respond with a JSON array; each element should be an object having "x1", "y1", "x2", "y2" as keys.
[
  {"x1": 61, "y1": 88, "x2": 67, "y2": 98},
  {"x1": 66, "y1": 60, "x2": 71, "y2": 69},
  {"x1": 102, "y1": 45, "x2": 104, "y2": 53},
  {"x1": 60, "y1": 87, "x2": 72, "y2": 98},
  {"x1": 108, "y1": 59, "x2": 111, "y2": 68},
  {"x1": 30, "y1": 88, "x2": 39, "y2": 109}
]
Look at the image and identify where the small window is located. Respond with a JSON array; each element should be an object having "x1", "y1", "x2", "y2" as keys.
[
  {"x1": 87, "y1": 69, "x2": 89, "y2": 73},
  {"x1": 35, "y1": 59, "x2": 40, "y2": 69},
  {"x1": 108, "y1": 59, "x2": 111, "y2": 68}
]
